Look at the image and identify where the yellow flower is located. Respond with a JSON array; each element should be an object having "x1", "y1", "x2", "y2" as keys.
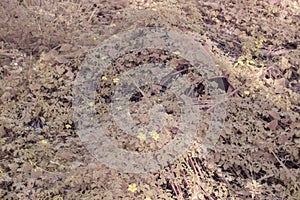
[
  {"x1": 234, "y1": 60, "x2": 244, "y2": 67},
  {"x1": 172, "y1": 50, "x2": 181, "y2": 55},
  {"x1": 113, "y1": 78, "x2": 120, "y2": 83},
  {"x1": 101, "y1": 76, "x2": 108, "y2": 81},
  {"x1": 145, "y1": 197, "x2": 152, "y2": 200},
  {"x1": 149, "y1": 131, "x2": 160, "y2": 141},
  {"x1": 249, "y1": 60, "x2": 255, "y2": 65},
  {"x1": 88, "y1": 102, "x2": 94, "y2": 107},
  {"x1": 246, "y1": 59, "x2": 255, "y2": 66},
  {"x1": 128, "y1": 183, "x2": 137, "y2": 193},
  {"x1": 212, "y1": 17, "x2": 220, "y2": 23},
  {"x1": 244, "y1": 90, "x2": 250, "y2": 95},
  {"x1": 116, "y1": 106, "x2": 123, "y2": 111},
  {"x1": 65, "y1": 124, "x2": 72, "y2": 129},
  {"x1": 137, "y1": 132, "x2": 146, "y2": 141},
  {"x1": 41, "y1": 140, "x2": 47, "y2": 145},
  {"x1": 166, "y1": 114, "x2": 173, "y2": 120}
]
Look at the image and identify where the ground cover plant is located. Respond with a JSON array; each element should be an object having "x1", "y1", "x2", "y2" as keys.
[{"x1": 0, "y1": 0, "x2": 299, "y2": 199}]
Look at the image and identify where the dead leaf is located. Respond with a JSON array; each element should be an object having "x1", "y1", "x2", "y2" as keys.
[
  {"x1": 55, "y1": 56, "x2": 69, "y2": 64},
  {"x1": 31, "y1": 168, "x2": 43, "y2": 179},
  {"x1": 0, "y1": 125, "x2": 5, "y2": 137},
  {"x1": 66, "y1": 70, "x2": 74, "y2": 79},
  {"x1": 29, "y1": 84, "x2": 41, "y2": 91},
  {"x1": 43, "y1": 49, "x2": 59, "y2": 62},
  {"x1": 21, "y1": 163, "x2": 32, "y2": 174},
  {"x1": 21, "y1": 108, "x2": 31, "y2": 124},
  {"x1": 59, "y1": 44, "x2": 73, "y2": 52},
  {"x1": 277, "y1": 133, "x2": 290, "y2": 144},
  {"x1": 268, "y1": 110, "x2": 280, "y2": 120},
  {"x1": 291, "y1": 122, "x2": 300, "y2": 130},
  {"x1": 274, "y1": 78, "x2": 287, "y2": 94},
  {"x1": 8, "y1": 163, "x2": 19, "y2": 173},
  {"x1": 1, "y1": 91, "x2": 11, "y2": 102},
  {"x1": 59, "y1": 150, "x2": 74, "y2": 161},
  {"x1": 287, "y1": 112, "x2": 297, "y2": 122},
  {"x1": 56, "y1": 65, "x2": 65, "y2": 75},
  {"x1": 280, "y1": 57, "x2": 289, "y2": 70},
  {"x1": 268, "y1": 0, "x2": 281, "y2": 6},
  {"x1": 269, "y1": 49, "x2": 292, "y2": 56},
  {"x1": 268, "y1": 119, "x2": 278, "y2": 130}
]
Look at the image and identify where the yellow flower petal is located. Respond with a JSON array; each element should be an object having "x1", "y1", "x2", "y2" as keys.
[
  {"x1": 41, "y1": 140, "x2": 47, "y2": 145},
  {"x1": 113, "y1": 78, "x2": 120, "y2": 83},
  {"x1": 173, "y1": 50, "x2": 181, "y2": 55},
  {"x1": 244, "y1": 90, "x2": 250, "y2": 95},
  {"x1": 116, "y1": 106, "x2": 122, "y2": 111},
  {"x1": 101, "y1": 76, "x2": 107, "y2": 81},
  {"x1": 138, "y1": 132, "x2": 146, "y2": 141},
  {"x1": 149, "y1": 131, "x2": 160, "y2": 141},
  {"x1": 234, "y1": 60, "x2": 244, "y2": 67},
  {"x1": 166, "y1": 114, "x2": 173, "y2": 120},
  {"x1": 249, "y1": 60, "x2": 255, "y2": 65},
  {"x1": 128, "y1": 183, "x2": 137, "y2": 193},
  {"x1": 65, "y1": 124, "x2": 72, "y2": 129}
]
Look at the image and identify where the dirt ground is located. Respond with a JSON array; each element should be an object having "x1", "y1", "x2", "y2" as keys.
[{"x1": 0, "y1": 0, "x2": 299, "y2": 199}]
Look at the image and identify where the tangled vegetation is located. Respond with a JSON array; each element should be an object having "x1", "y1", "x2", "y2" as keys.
[{"x1": 0, "y1": 0, "x2": 299, "y2": 199}]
